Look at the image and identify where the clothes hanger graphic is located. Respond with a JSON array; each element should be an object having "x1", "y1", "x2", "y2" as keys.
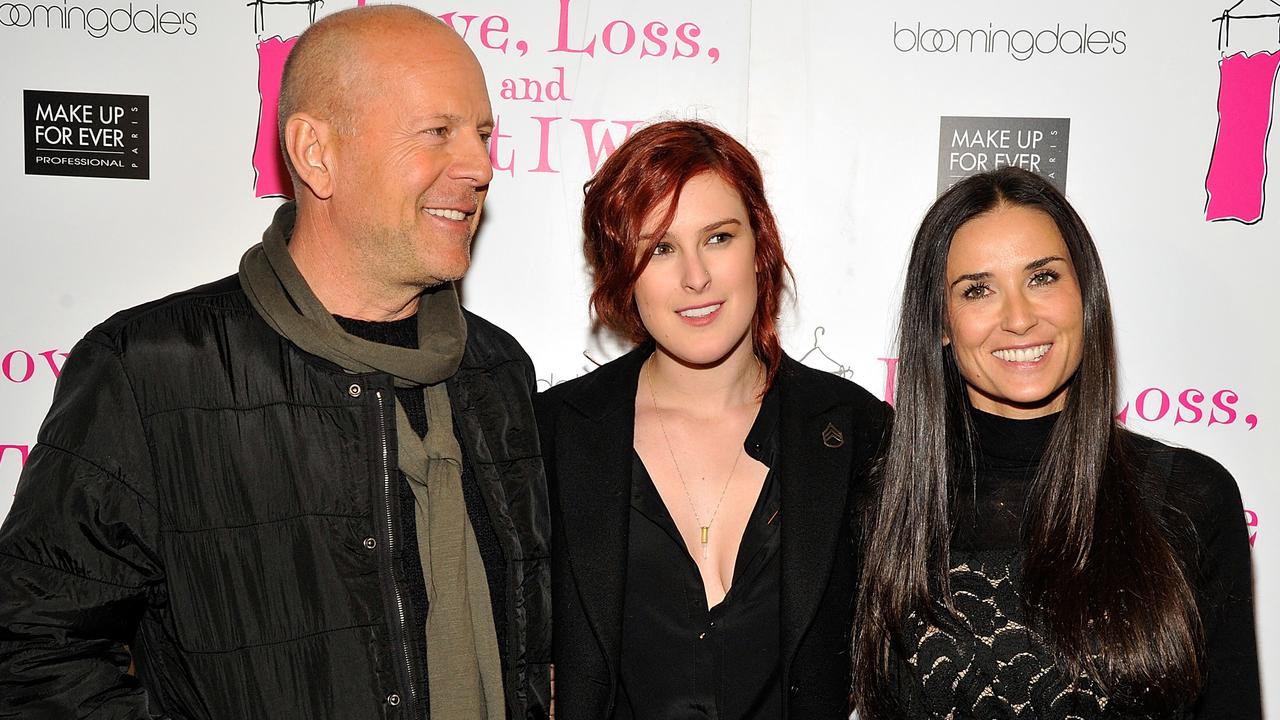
[{"x1": 1213, "y1": 0, "x2": 1280, "y2": 51}]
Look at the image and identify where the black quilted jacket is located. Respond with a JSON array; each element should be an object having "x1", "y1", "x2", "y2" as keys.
[{"x1": 0, "y1": 274, "x2": 551, "y2": 719}]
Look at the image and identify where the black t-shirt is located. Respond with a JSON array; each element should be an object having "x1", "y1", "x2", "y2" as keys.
[{"x1": 616, "y1": 385, "x2": 782, "y2": 720}]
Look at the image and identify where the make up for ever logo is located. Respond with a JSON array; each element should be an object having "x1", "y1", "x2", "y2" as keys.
[
  {"x1": 24, "y1": 90, "x2": 148, "y2": 180},
  {"x1": 937, "y1": 116, "x2": 1069, "y2": 194}
]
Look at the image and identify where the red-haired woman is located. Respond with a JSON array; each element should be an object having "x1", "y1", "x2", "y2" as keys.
[{"x1": 536, "y1": 120, "x2": 890, "y2": 719}]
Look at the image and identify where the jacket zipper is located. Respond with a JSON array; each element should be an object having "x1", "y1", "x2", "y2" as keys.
[{"x1": 376, "y1": 389, "x2": 419, "y2": 713}]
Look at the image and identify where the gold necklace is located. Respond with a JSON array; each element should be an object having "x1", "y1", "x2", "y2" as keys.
[{"x1": 644, "y1": 356, "x2": 747, "y2": 560}]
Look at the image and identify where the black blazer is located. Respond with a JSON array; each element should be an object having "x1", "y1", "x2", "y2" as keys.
[{"x1": 536, "y1": 345, "x2": 890, "y2": 719}]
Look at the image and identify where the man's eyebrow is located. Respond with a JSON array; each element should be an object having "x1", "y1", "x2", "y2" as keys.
[
  {"x1": 949, "y1": 271, "x2": 991, "y2": 289},
  {"x1": 1026, "y1": 255, "x2": 1067, "y2": 270},
  {"x1": 409, "y1": 113, "x2": 467, "y2": 127}
]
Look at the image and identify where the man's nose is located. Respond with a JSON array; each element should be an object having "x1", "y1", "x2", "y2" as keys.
[{"x1": 453, "y1": 130, "x2": 494, "y2": 188}]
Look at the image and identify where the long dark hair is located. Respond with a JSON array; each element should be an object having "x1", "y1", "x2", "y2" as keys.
[{"x1": 852, "y1": 167, "x2": 1201, "y2": 716}]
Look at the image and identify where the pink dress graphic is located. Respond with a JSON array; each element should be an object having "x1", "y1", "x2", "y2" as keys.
[
  {"x1": 1205, "y1": 51, "x2": 1280, "y2": 223},
  {"x1": 253, "y1": 36, "x2": 298, "y2": 199}
]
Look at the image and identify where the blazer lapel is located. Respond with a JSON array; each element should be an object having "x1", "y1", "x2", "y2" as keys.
[
  {"x1": 554, "y1": 346, "x2": 649, "y2": 676},
  {"x1": 776, "y1": 359, "x2": 856, "y2": 667}
]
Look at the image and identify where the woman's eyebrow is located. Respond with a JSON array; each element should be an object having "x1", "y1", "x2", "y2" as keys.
[
  {"x1": 1026, "y1": 255, "x2": 1067, "y2": 270},
  {"x1": 949, "y1": 271, "x2": 991, "y2": 289},
  {"x1": 700, "y1": 218, "x2": 741, "y2": 233}
]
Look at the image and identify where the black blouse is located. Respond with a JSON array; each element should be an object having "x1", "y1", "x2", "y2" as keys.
[
  {"x1": 615, "y1": 386, "x2": 782, "y2": 720},
  {"x1": 895, "y1": 409, "x2": 1261, "y2": 719}
]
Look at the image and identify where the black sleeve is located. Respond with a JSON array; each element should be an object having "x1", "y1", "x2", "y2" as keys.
[
  {"x1": 0, "y1": 333, "x2": 165, "y2": 719},
  {"x1": 1171, "y1": 450, "x2": 1262, "y2": 719}
]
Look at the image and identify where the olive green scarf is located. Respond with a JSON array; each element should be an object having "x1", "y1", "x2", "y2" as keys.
[{"x1": 239, "y1": 202, "x2": 504, "y2": 719}]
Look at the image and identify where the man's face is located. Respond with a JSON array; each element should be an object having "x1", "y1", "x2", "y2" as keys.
[{"x1": 330, "y1": 28, "x2": 494, "y2": 291}]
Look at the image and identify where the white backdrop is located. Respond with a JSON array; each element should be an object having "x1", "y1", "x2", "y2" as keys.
[{"x1": 2, "y1": 0, "x2": 1275, "y2": 711}]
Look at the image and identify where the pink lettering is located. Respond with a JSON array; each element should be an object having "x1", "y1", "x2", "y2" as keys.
[
  {"x1": 529, "y1": 116, "x2": 561, "y2": 174},
  {"x1": 1135, "y1": 387, "x2": 1170, "y2": 422},
  {"x1": 552, "y1": 0, "x2": 596, "y2": 57},
  {"x1": 38, "y1": 349, "x2": 69, "y2": 379},
  {"x1": 1246, "y1": 509, "x2": 1258, "y2": 547},
  {"x1": 602, "y1": 19, "x2": 637, "y2": 55},
  {"x1": 1173, "y1": 389, "x2": 1205, "y2": 426},
  {"x1": 1209, "y1": 389, "x2": 1240, "y2": 427},
  {"x1": 0, "y1": 444, "x2": 29, "y2": 469},
  {"x1": 479, "y1": 14, "x2": 510, "y2": 51},
  {"x1": 489, "y1": 116, "x2": 516, "y2": 178},
  {"x1": 2, "y1": 351, "x2": 35, "y2": 384},
  {"x1": 574, "y1": 118, "x2": 642, "y2": 173},
  {"x1": 674, "y1": 22, "x2": 701, "y2": 59},
  {"x1": 641, "y1": 21, "x2": 670, "y2": 59},
  {"x1": 1115, "y1": 402, "x2": 1129, "y2": 425},
  {"x1": 551, "y1": 1, "x2": 715, "y2": 62},
  {"x1": 1121, "y1": 385, "x2": 1257, "y2": 431},
  {"x1": 878, "y1": 357, "x2": 898, "y2": 406},
  {"x1": 437, "y1": 12, "x2": 480, "y2": 38}
]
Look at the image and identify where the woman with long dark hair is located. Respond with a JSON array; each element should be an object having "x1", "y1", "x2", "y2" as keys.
[
  {"x1": 538, "y1": 120, "x2": 889, "y2": 719},
  {"x1": 852, "y1": 166, "x2": 1260, "y2": 719}
]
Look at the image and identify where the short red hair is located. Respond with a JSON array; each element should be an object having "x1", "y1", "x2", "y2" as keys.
[{"x1": 582, "y1": 120, "x2": 792, "y2": 390}]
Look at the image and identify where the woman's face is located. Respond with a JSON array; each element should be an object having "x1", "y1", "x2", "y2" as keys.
[
  {"x1": 944, "y1": 203, "x2": 1084, "y2": 419},
  {"x1": 633, "y1": 172, "x2": 759, "y2": 368}
]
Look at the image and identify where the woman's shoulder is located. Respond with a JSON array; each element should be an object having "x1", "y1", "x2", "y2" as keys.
[
  {"x1": 778, "y1": 355, "x2": 887, "y2": 412},
  {"x1": 1126, "y1": 431, "x2": 1246, "y2": 533},
  {"x1": 535, "y1": 344, "x2": 647, "y2": 419},
  {"x1": 778, "y1": 353, "x2": 890, "y2": 404}
]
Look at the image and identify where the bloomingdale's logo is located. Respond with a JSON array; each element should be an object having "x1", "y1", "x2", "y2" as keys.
[
  {"x1": 893, "y1": 21, "x2": 1127, "y2": 61},
  {"x1": 1, "y1": 1, "x2": 197, "y2": 38}
]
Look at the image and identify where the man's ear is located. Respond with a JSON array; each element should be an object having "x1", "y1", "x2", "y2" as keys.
[{"x1": 283, "y1": 112, "x2": 336, "y2": 200}]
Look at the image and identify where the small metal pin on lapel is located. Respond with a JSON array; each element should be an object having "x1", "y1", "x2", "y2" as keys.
[{"x1": 821, "y1": 422, "x2": 844, "y2": 448}]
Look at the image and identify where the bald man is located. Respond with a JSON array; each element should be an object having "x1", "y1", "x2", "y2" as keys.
[{"x1": 0, "y1": 6, "x2": 550, "y2": 719}]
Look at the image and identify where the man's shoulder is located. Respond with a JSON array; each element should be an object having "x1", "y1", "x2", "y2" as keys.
[
  {"x1": 460, "y1": 306, "x2": 532, "y2": 371},
  {"x1": 87, "y1": 274, "x2": 254, "y2": 350}
]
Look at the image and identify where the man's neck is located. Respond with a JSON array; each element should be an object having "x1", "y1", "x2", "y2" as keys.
[{"x1": 288, "y1": 208, "x2": 420, "y2": 321}]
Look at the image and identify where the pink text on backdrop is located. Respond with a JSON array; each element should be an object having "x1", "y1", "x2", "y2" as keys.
[
  {"x1": 490, "y1": 115, "x2": 641, "y2": 176},
  {"x1": 1247, "y1": 509, "x2": 1260, "y2": 547},
  {"x1": 1115, "y1": 387, "x2": 1258, "y2": 430},
  {"x1": 878, "y1": 357, "x2": 898, "y2": 406},
  {"x1": 2, "y1": 350, "x2": 69, "y2": 384},
  {"x1": 438, "y1": 11, "x2": 530, "y2": 56},
  {"x1": 0, "y1": 445, "x2": 29, "y2": 471},
  {"x1": 501, "y1": 66, "x2": 571, "y2": 103},
  {"x1": 552, "y1": 0, "x2": 720, "y2": 63}
]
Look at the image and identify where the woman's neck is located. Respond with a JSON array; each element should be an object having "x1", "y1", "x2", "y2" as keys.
[{"x1": 645, "y1": 338, "x2": 764, "y2": 415}]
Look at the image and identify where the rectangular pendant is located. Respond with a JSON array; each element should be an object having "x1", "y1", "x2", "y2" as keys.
[{"x1": 700, "y1": 526, "x2": 709, "y2": 559}]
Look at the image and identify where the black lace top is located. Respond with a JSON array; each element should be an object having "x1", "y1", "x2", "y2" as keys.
[{"x1": 893, "y1": 409, "x2": 1261, "y2": 720}]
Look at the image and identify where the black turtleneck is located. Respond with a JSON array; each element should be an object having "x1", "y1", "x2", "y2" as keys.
[
  {"x1": 894, "y1": 408, "x2": 1260, "y2": 719},
  {"x1": 951, "y1": 408, "x2": 1057, "y2": 551}
]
